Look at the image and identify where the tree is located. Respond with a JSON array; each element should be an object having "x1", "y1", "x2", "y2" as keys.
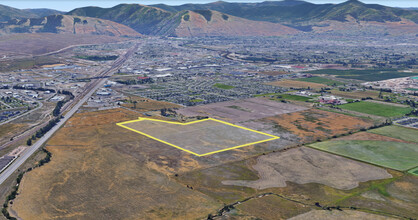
[{"x1": 26, "y1": 139, "x2": 32, "y2": 146}]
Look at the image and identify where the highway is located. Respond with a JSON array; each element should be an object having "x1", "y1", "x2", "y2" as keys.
[{"x1": 0, "y1": 43, "x2": 137, "y2": 185}]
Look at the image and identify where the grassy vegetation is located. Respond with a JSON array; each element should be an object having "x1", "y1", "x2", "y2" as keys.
[
  {"x1": 213, "y1": 83, "x2": 235, "y2": 90},
  {"x1": 339, "y1": 101, "x2": 412, "y2": 117},
  {"x1": 310, "y1": 140, "x2": 418, "y2": 171},
  {"x1": 189, "y1": 98, "x2": 204, "y2": 103},
  {"x1": 296, "y1": 76, "x2": 344, "y2": 86},
  {"x1": 306, "y1": 69, "x2": 416, "y2": 81},
  {"x1": 255, "y1": 93, "x2": 311, "y2": 101},
  {"x1": 368, "y1": 126, "x2": 418, "y2": 143},
  {"x1": 408, "y1": 167, "x2": 418, "y2": 176}
]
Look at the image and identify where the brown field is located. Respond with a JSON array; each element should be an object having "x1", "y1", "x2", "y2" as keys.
[
  {"x1": 11, "y1": 108, "x2": 220, "y2": 220},
  {"x1": 222, "y1": 147, "x2": 391, "y2": 190},
  {"x1": 330, "y1": 89, "x2": 381, "y2": 99},
  {"x1": 262, "y1": 109, "x2": 374, "y2": 142},
  {"x1": 235, "y1": 195, "x2": 312, "y2": 220},
  {"x1": 289, "y1": 210, "x2": 397, "y2": 220},
  {"x1": 177, "y1": 97, "x2": 308, "y2": 123},
  {"x1": 334, "y1": 131, "x2": 411, "y2": 143},
  {"x1": 267, "y1": 80, "x2": 327, "y2": 89},
  {"x1": 121, "y1": 95, "x2": 181, "y2": 112}
]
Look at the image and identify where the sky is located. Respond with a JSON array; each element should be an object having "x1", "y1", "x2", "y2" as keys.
[{"x1": 1, "y1": 0, "x2": 417, "y2": 11}]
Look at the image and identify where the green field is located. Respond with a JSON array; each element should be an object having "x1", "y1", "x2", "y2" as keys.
[
  {"x1": 254, "y1": 93, "x2": 311, "y2": 101},
  {"x1": 368, "y1": 126, "x2": 418, "y2": 143},
  {"x1": 189, "y1": 98, "x2": 204, "y2": 103},
  {"x1": 296, "y1": 76, "x2": 344, "y2": 86},
  {"x1": 213, "y1": 83, "x2": 235, "y2": 89},
  {"x1": 306, "y1": 69, "x2": 416, "y2": 81},
  {"x1": 408, "y1": 167, "x2": 418, "y2": 176},
  {"x1": 310, "y1": 140, "x2": 418, "y2": 171},
  {"x1": 339, "y1": 101, "x2": 412, "y2": 117}
]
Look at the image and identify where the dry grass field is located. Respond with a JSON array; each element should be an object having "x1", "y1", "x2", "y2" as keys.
[
  {"x1": 177, "y1": 97, "x2": 308, "y2": 123},
  {"x1": 222, "y1": 147, "x2": 391, "y2": 190},
  {"x1": 262, "y1": 109, "x2": 374, "y2": 142},
  {"x1": 12, "y1": 108, "x2": 220, "y2": 220},
  {"x1": 267, "y1": 80, "x2": 327, "y2": 89}
]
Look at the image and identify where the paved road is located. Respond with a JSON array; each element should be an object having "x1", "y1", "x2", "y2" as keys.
[{"x1": 0, "y1": 44, "x2": 137, "y2": 185}]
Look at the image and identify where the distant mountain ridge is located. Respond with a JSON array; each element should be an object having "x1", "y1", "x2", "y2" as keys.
[
  {"x1": 152, "y1": 0, "x2": 418, "y2": 24},
  {"x1": 1, "y1": 0, "x2": 418, "y2": 37},
  {"x1": 0, "y1": 15, "x2": 141, "y2": 37}
]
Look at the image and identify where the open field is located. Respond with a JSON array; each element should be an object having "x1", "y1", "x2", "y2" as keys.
[
  {"x1": 177, "y1": 150, "x2": 417, "y2": 219},
  {"x1": 368, "y1": 126, "x2": 418, "y2": 143},
  {"x1": 296, "y1": 76, "x2": 344, "y2": 86},
  {"x1": 339, "y1": 101, "x2": 412, "y2": 117},
  {"x1": 118, "y1": 117, "x2": 278, "y2": 156},
  {"x1": 0, "y1": 33, "x2": 128, "y2": 58},
  {"x1": 222, "y1": 147, "x2": 391, "y2": 190},
  {"x1": 334, "y1": 131, "x2": 410, "y2": 143},
  {"x1": 255, "y1": 93, "x2": 312, "y2": 102},
  {"x1": 177, "y1": 97, "x2": 308, "y2": 123},
  {"x1": 267, "y1": 80, "x2": 326, "y2": 89},
  {"x1": 330, "y1": 89, "x2": 384, "y2": 99},
  {"x1": 213, "y1": 83, "x2": 235, "y2": 89},
  {"x1": 290, "y1": 210, "x2": 397, "y2": 220},
  {"x1": 121, "y1": 95, "x2": 181, "y2": 112},
  {"x1": 309, "y1": 140, "x2": 418, "y2": 171},
  {"x1": 11, "y1": 108, "x2": 221, "y2": 220},
  {"x1": 235, "y1": 195, "x2": 312, "y2": 220},
  {"x1": 306, "y1": 69, "x2": 417, "y2": 81},
  {"x1": 261, "y1": 109, "x2": 374, "y2": 143}
]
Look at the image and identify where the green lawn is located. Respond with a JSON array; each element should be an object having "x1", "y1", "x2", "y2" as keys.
[
  {"x1": 368, "y1": 126, "x2": 418, "y2": 143},
  {"x1": 296, "y1": 77, "x2": 344, "y2": 86},
  {"x1": 310, "y1": 140, "x2": 418, "y2": 171},
  {"x1": 339, "y1": 101, "x2": 412, "y2": 117},
  {"x1": 305, "y1": 69, "x2": 416, "y2": 81},
  {"x1": 213, "y1": 83, "x2": 235, "y2": 89},
  {"x1": 254, "y1": 93, "x2": 311, "y2": 101},
  {"x1": 189, "y1": 99, "x2": 204, "y2": 103}
]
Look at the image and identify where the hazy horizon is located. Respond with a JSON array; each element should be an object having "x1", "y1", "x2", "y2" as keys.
[{"x1": 1, "y1": 0, "x2": 417, "y2": 12}]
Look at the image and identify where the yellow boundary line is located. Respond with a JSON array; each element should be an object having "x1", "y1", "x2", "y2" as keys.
[{"x1": 116, "y1": 117, "x2": 280, "y2": 157}]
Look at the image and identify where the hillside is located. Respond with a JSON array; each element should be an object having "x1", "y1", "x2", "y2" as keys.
[
  {"x1": 152, "y1": 0, "x2": 418, "y2": 24},
  {"x1": 23, "y1": 8, "x2": 64, "y2": 17},
  {"x1": 0, "y1": 4, "x2": 37, "y2": 22},
  {"x1": 0, "y1": 15, "x2": 141, "y2": 37},
  {"x1": 67, "y1": 4, "x2": 173, "y2": 35},
  {"x1": 166, "y1": 10, "x2": 300, "y2": 37}
]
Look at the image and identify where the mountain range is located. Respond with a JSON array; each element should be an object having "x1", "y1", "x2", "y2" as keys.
[{"x1": 0, "y1": 0, "x2": 417, "y2": 37}]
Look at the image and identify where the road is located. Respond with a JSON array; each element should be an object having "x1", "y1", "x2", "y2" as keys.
[{"x1": 0, "y1": 43, "x2": 138, "y2": 185}]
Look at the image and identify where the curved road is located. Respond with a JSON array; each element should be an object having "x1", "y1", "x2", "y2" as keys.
[{"x1": 0, "y1": 43, "x2": 138, "y2": 185}]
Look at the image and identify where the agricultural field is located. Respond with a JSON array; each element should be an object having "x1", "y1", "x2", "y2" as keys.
[
  {"x1": 267, "y1": 80, "x2": 327, "y2": 89},
  {"x1": 330, "y1": 89, "x2": 383, "y2": 99},
  {"x1": 368, "y1": 125, "x2": 418, "y2": 143},
  {"x1": 339, "y1": 101, "x2": 412, "y2": 117},
  {"x1": 408, "y1": 167, "x2": 418, "y2": 176},
  {"x1": 306, "y1": 69, "x2": 417, "y2": 81},
  {"x1": 296, "y1": 76, "x2": 344, "y2": 86},
  {"x1": 309, "y1": 140, "x2": 418, "y2": 171},
  {"x1": 260, "y1": 109, "x2": 374, "y2": 143},
  {"x1": 177, "y1": 97, "x2": 308, "y2": 123}
]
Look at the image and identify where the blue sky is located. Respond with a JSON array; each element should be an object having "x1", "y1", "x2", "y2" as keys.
[{"x1": 1, "y1": 0, "x2": 417, "y2": 11}]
